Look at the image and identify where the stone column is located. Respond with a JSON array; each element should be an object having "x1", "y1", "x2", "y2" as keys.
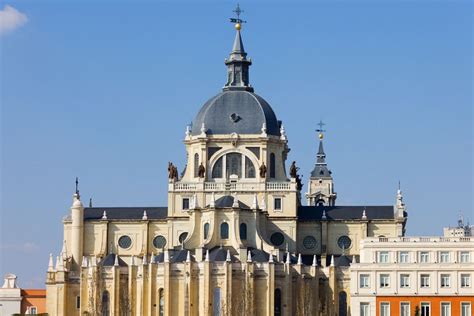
[{"x1": 71, "y1": 194, "x2": 84, "y2": 271}]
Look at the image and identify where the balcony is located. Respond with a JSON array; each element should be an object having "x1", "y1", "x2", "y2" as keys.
[
  {"x1": 170, "y1": 181, "x2": 295, "y2": 192},
  {"x1": 374, "y1": 236, "x2": 472, "y2": 243}
]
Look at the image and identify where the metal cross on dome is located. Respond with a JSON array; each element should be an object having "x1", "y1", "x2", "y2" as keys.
[
  {"x1": 230, "y1": 4, "x2": 246, "y2": 24},
  {"x1": 316, "y1": 120, "x2": 326, "y2": 133}
]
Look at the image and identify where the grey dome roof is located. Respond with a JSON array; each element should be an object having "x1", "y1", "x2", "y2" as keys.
[{"x1": 191, "y1": 90, "x2": 280, "y2": 136}]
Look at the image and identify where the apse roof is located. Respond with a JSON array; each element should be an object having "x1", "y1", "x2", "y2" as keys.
[
  {"x1": 297, "y1": 205, "x2": 394, "y2": 221},
  {"x1": 83, "y1": 207, "x2": 167, "y2": 221}
]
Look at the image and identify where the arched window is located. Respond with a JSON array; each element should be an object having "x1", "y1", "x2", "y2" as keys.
[
  {"x1": 212, "y1": 157, "x2": 223, "y2": 178},
  {"x1": 101, "y1": 291, "x2": 110, "y2": 316},
  {"x1": 158, "y1": 288, "x2": 164, "y2": 316},
  {"x1": 270, "y1": 153, "x2": 276, "y2": 178},
  {"x1": 204, "y1": 223, "x2": 210, "y2": 240},
  {"x1": 239, "y1": 223, "x2": 247, "y2": 240},
  {"x1": 245, "y1": 156, "x2": 256, "y2": 178},
  {"x1": 220, "y1": 222, "x2": 229, "y2": 239},
  {"x1": 274, "y1": 289, "x2": 282, "y2": 316},
  {"x1": 226, "y1": 153, "x2": 242, "y2": 178},
  {"x1": 194, "y1": 153, "x2": 199, "y2": 177},
  {"x1": 338, "y1": 291, "x2": 347, "y2": 316},
  {"x1": 213, "y1": 287, "x2": 221, "y2": 316}
]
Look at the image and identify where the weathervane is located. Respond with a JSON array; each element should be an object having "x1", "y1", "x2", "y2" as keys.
[
  {"x1": 316, "y1": 120, "x2": 326, "y2": 139},
  {"x1": 75, "y1": 177, "x2": 80, "y2": 195},
  {"x1": 230, "y1": 4, "x2": 246, "y2": 30}
]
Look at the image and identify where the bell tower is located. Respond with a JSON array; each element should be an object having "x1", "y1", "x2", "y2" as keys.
[{"x1": 306, "y1": 121, "x2": 337, "y2": 206}]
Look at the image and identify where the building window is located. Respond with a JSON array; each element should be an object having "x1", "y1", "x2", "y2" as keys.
[
  {"x1": 194, "y1": 153, "x2": 199, "y2": 177},
  {"x1": 380, "y1": 274, "x2": 390, "y2": 288},
  {"x1": 226, "y1": 153, "x2": 242, "y2": 178},
  {"x1": 420, "y1": 251, "x2": 429, "y2": 263},
  {"x1": 303, "y1": 236, "x2": 317, "y2": 249},
  {"x1": 204, "y1": 223, "x2": 210, "y2": 240},
  {"x1": 245, "y1": 156, "x2": 256, "y2": 178},
  {"x1": 182, "y1": 198, "x2": 190, "y2": 210},
  {"x1": 360, "y1": 302, "x2": 370, "y2": 316},
  {"x1": 420, "y1": 274, "x2": 430, "y2": 288},
  {"x1": 274, "y1": 289, "x2": 282, "y2": 316},
  {"x1": 274, "y1": 198, "x2": 282, "y2": 211},
  {"x1": 339, "y1": 291, "x2": 347, "y2": 316},
  {"x1": 212, "y1": 157, "x2": 223, "y2": 178},
  {"x1": 441, "y1": 302, "x2": 451, "y2": 316},
  {"x1": 158, "y1": 288, "x2": 164, "y2": 316},
  {"x1": 337, "y1": 235, "x2": 352, "y2": 250},
  {"x1": 400, "y1": 302, "x2": 410, "y2": 316},
  {"x1": 239, "y1": 223, "x2": 247, "y2": 240},
  {"x1": 76, "y1": 296, "x2": 81, "y2": 309},
  {"x1": 118, "y1": 235, "x2": 132, "y2": 249},
  {"x1": 102, "y1": 291, "x2": 110, "y2": 316},
  {"x1": 220, "y1": 222, "x2": 229, "y2": 239},
  {"x1": 461, "y1": 303, "x2": 471, "y2": 316},
  {"x1": 270, "y1": 232, "x2": 285, "y2": 247},
  {"x1": 421, "y1": 303, "x2": 430, "y2": 316},
  {"x1": 378, "y1": 251, "x2": 389, "y2": 263},
  {"x1": 179, "y1": 232, "x2": 188, "y2": 244},
  {"x1": 461, "y1": 274, "x2": 471, "y2": 287},
  {"x1": 360, "y1": 274, "x2": 370, "y2": 288},
  {"x1": 269, "y1": 153, "x2": 276, "y2": 178},
  {"x1": 440, "y1": 251, "x2": 450, "y2": 263},
  {"x1": 153, "y1": 235, "x2": 167, "y2": 249},
  {"x1": 213, "y1": 287, "x2": 221, "y2": 316},
  {"x1": 30, "y1": 307, "x2": 37, "y2": 314},
  {"x1": 400, "y1": 274, "x2": 410, "y2": 288},
  {"x1": 380, "y1": 302, "x2": 390, "y2": 316},
  {"x1": 460, "y1": 251, "x2": 470, "y2": 263},
  {"x1": 440, "y1": 274, "x2": 451, "y2": 288},
  {"x1": 399, "y1": 251, "x2": 409, "y2": 263}
]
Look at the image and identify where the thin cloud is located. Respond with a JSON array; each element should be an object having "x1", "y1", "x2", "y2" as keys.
[
  {"x1": 1, "y1": 242, "x2": 40, "y2": 254},
  {"x1": 0, "y1": 5, "x2": 28, "y2": 35}
]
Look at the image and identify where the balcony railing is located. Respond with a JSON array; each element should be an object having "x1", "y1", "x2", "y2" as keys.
[
  {"x1": 374, "y1": 236, "x2": 472, "y2": 243},
  {"x1": 170, "y1": 181, "x2": 294, "y2": 192}
]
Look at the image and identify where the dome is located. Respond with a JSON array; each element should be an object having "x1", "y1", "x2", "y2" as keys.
[{"x1": 191, "y1": 90, "x2": 280, "y2": 136}]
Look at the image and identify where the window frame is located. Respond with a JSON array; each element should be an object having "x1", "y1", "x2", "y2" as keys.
[
  {"x1": 439, "y1": 251, "x2": 450, "y2": 263},
  {"x1": 182, "y1": 197, "x2": 190, "y2": 211},
  {"x1": 380, "y1": 302, "x2": 390, "y2": 316},
  {"x1": 360, "y1": 302, "x2": 370, "y2": 316},
  {"x1": 274, "y1": 197, "x2": 282, "y2": 211},
  {"x1": 461, "y1": 302, "x2": 471, "y2": 316},
  {"x1": 379, "y1": 251, "x2": 389, "y2": 263},
  {"x1": 440, "y1": 302, "x2": 451, "y2": 316},
  {"x1": 379, "y1": 274, "x2": 390, "y2": 288},
  {"x1": 421, "y1": 302, "x2": 430, "y2": 316},
  {"x1": 460, "y1": 274, "x2": 471, "y2": 288},
  {"x1": 400, "y1": 274, "x2": 410, "y2": 288},
  {"x1": 440, "y1": 274, "x2": 451, "y2": 288},
  {"x1": 420, "y1": 274, "x2": 431, "y2": 288},
  {"x1": 400, "y1": 302, "x2": 410, "y2": 316},
  {"x1": 360, "y1": 274, "x2": 370, "y2": 288},
  {"x1": 460, "y1": 251, "x2": 470, "y2": 263},
  {"x1": 399, "y1": 251, "x2": 409, "y2": 263},
  {"x1": 420, "y1": 251, "x2": 430, "y2": 263}
]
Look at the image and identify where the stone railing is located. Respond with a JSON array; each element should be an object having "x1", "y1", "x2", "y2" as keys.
[
  {"x1": 170, "y1": 181, "x2": 295, "y2": 192},
  {"x1": 374, "y1": 236, "x2": 472, "y2": 243}
]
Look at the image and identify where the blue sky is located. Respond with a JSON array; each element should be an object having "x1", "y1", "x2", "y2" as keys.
[{"x1": 1, "y1": 1, "x2": 472, "y2": 288}]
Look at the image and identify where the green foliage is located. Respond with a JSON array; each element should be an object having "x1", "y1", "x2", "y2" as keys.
[{"x1": 414, "y1": 305, "x2": 420, "y2": 316}]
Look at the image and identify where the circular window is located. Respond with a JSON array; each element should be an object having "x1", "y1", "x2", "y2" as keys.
[
  {"x1": 270, "y1": 232, "x2": 285, "y2": 247},
  {"x1": 179, "y1": 232, "x2": 188, "y2": 244},
  {"x1": 118, "y1": 235, "x2": 132, "y2": 249},
  {"x1": 303, "y1": 236, "x2": 317, "y2": 249},
  {"x1": 153, "y1": 235, "x2": 167, "y2": 249},
  {"x1": 337, "y1": 235, "x2": 352, "y2": 250}
]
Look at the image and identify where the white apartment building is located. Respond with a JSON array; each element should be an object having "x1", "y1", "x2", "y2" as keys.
[{"x1": 350, "y1": 236, "x2": 474, "y2": 316}]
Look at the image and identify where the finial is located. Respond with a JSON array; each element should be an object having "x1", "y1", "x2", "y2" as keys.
[
  {"x1": 226, "y1": 249, "x2": 231, "y2": 262},
  {"x1": 200, "y1": 123, "x2": 207, "y2": 136},
  {"x1": 247, "y1": 250, "x2": 252, "y2": 263},
  {"x1": 297, "y1": 253, "x2": 302, "y2": 265},
  {"x1": 114, "y1": 254, "x2": 119, "y2": 266},
  {"x1": 82, "y1": 256, "x2": 88, "y2": 268},
  {"x1": 48, "y1": 253, "x2": 54, "y2": 272},
  {"x1": 322, "y1": 210, "x2": 327, "y2": 220},
  {"x1": 164, "y1": 250, "x2": 169, "y2": 263},
  {"x1": 102, "y1": 211, "x2": 107, "y2": 220},
  {"x1": 362, "y1": 208, "x2": 367, "y2": 220},
  {"x1": 312, "y1": 255, "x2": 317, "y2": 267},
  {"x1": 280, "y1": 124, "x2": 287, "y2": 140},
  {"x1": 205, "y1": 249, "x2": 210, "y2": 262},
  {"x1": 89, "y1": 198, "x2": 92, "y2": 207},
  {"x1": 232, "y1": 194, "x2": 239, "y2": 208},
  {"x1": 230, "y1": 4, "x2": 246, "y2": 30},
  {"x1": 330, "y1": 255, "x2": 335, "y2": 267},
  {"x1": 261, "y1": 122, "x2": 267, "y2": 136},
  {"x1": 150, "y1": 253, "x2": 156, "y2": 264},
  {"x1": 186, "y1": 250, "x2": 191, "y2": 263},
  {"x1": 285, "y1": 252, "x2": 291, "y2": 264},
  {"x1": 75, "y1": 177, "x2": 79, "y2": 195},
  {"x1": 185, "y1": 125, "x2": 191, "y2": 138},
  {"x1": 210, "y1": 192, "x2": 216, "y2": 208},
  {"x1": 142, "y1": 210, "x2": 148, "y2": 220},
  {"x1": 352, "y1": 255, "x2": 357, "y2": 264},
  {"x1": 269, "y1": 253, "x2": 274, "y2": 263},
  {"x1": 316, "y1": 120, "x2": 326, "y2": 140},
  {"x1": 251, "y1": 193, "x2": 258, "y2": 209}
]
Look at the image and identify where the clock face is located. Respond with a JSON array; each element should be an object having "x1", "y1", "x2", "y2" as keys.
[
  {"x1": 153, "y1": 235, "x2": 167, "y2": 249},
  {"x1": 337, "y1": 235, "x2": 352, "y2": 250},
  {"x1": 303, "y1": 236, "x2": 317, "y2": 249},
  {"x1": 118, "y1": 235, "x2": 132, "y2": 249}
]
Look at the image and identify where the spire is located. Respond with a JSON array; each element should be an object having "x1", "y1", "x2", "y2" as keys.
[
  {"x1": 48, "y1": 253, "x2": 54, "y2": 272},
  {"x1": 310, "y1": 120, "x2": 332, "y2": 179},
  {"x1": 224, "y1": 5, "x2": 253, "y2": 92}
]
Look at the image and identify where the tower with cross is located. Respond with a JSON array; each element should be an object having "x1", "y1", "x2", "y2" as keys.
[{"x1": 306, "y1": 120, "x2": 337, "y2": 206}]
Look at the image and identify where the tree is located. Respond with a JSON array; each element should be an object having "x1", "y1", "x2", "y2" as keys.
[{"x1": 414, "y1": 305, "x2": 420, "y2": 316}]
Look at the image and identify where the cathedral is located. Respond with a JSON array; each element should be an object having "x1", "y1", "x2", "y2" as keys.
[{"x1": 45, "y1": 10, "x2": 407, "y2": 316}]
